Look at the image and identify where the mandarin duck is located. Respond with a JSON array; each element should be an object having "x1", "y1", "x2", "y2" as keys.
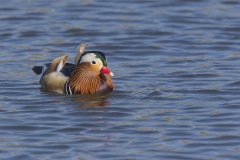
[{"x1": 32, "y1": 44, "x2": 115, "y2": 94}]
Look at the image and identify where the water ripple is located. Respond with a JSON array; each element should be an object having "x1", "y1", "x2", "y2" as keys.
[{"x1": 0, "y1": 0, "x2": 240, "y2": 160}]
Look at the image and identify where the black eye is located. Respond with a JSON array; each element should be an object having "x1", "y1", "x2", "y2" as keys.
[{"x1": 92, "y1": 61, "x2": 96, "y2": 64}]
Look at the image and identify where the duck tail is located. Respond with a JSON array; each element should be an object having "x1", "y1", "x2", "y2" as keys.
[{"x1": 32, "y1": 66, "x2": 43, "y2": 75}]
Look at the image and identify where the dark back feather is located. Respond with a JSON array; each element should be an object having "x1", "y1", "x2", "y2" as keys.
[{"x1": 32, "y1": 63, "x2": 75, "y2": 76}]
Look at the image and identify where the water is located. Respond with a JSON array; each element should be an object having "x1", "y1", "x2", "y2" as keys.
[{"x1": 1, "y1": 0, "x2": 240, "y2": 159}]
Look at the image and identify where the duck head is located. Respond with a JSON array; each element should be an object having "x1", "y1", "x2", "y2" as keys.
[{"x1": 78, "y1": 51, "x2": 114, "y2": 77}]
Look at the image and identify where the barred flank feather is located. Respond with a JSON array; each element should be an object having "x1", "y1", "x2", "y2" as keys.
[{"x1": 39, "y1": 55, "x2": 69, "y2": 94}]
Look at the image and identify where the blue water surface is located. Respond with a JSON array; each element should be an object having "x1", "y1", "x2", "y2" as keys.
[{"x1": 0, "y1": 0, "x2": 240, "y2": 159}]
